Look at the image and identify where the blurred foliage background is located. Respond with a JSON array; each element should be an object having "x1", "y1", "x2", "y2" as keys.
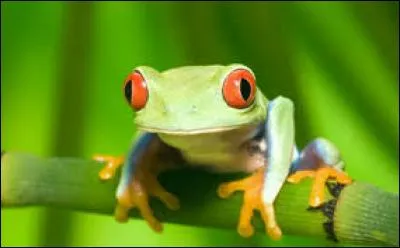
[{"x1": 1, "y1": 1, "x2": 398, "y2": 247}]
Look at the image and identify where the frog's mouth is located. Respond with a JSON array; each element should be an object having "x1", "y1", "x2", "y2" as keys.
[{"x1": 136, "y1": 124, "x2": 253, "y2": 135}]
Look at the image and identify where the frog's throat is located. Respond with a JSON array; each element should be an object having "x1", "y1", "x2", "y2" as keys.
[{"x1": 136, "y1": 124, "x2": 255, "y2": 135}]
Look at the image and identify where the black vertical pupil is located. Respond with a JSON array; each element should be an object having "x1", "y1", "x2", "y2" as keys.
[
  {"x1": 240, "y1": 78, "x2": 251, "y2": 101},
  {"x1": 125, "y1": 80, "x2": 132, "y2": 102}
]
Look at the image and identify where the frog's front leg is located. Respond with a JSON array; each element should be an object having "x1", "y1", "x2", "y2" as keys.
[
  {"x1": 94, "y1": 132, "x2": 181, "y2": 232},
  {"x1": 287, "y1": 138, "x2": 352, "y2": 207},
  {"x1": 218, "y1": 97, "x2": 295, "y2": 240}
]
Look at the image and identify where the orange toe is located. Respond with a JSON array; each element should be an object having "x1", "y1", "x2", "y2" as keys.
[
  {"x1": 261, "y1": 203, "x2": 281, "y2": 240},
  {"x1": 217, "y1": 168, "x2": 282, "y2": 240},
  {"x1": 114, "y1": 166, "x2": 180, "y2": 234},
  {"x1": 116, "y1": 179, "x2": 164, "y2": 232},
  {"x1": 288, "y1": 166, "x2": 353, "y2": 207},
  {"x1": 115, "y1": 204, "x2": 130, "y2": 223},
  {"x1": 287, "y1": 171, "x2": 315, "y2": 183},
  {"x1": 267, "y1": 226, "x2": 282, "y2": 241},
  {"x1": 93, "y1": 154, "x2": 124, "y2": 180},
  {"x1": 217, "y1": 180, "x2": 246, "y2": 199}
]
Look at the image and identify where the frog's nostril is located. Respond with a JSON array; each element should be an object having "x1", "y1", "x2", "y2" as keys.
[{"x1": 191, "y1": 105, "x2": 198, "y2": 113}]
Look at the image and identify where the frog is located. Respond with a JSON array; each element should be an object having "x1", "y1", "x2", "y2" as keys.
[{"x1": 93, "y1": 64, "x2": 352, "y2": 240}]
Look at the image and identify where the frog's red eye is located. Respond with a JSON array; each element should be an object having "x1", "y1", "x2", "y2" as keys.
[
  {"x1": 222, "y1": 69, "x2": 256, "y2": 109},
  {"x1": 124, "y1": 71, "x2": 148, "y2": 111}
]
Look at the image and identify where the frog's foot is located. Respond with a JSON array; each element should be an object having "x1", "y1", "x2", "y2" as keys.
[
  {"x1": 217, "y1": 168, "x2": 282, "y2": 240},
  {"x1": 287, "y1": 166, "x2": 352, "y2": 207},
  {"x1": 114, "y1": 168, "x2": 180, "y2": 232},
  {"x1": 93, "y1": 154, "x2": 124, "y2": 181}
]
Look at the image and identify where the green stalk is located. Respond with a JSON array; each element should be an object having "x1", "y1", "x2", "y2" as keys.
[{"x1": 1, "y1": 152, "x2": 398, "y2": 246}]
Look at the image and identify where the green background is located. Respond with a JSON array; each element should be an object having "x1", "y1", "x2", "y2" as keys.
[{"x1": 1, "y1": 1, "x2": 398, "y2": 247}]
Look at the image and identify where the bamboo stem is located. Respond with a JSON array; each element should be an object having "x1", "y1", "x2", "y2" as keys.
[{"x1": 1, "y1": 152, "x2": 398, "y2": 246}]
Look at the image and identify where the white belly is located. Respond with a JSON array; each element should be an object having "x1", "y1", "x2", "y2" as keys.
[
  {"x1": 182, "y1": 147, "x2": 266, "y2": 173},
  {"x1": 158, "y1": 124, "x2": 267, "y2": 173}
]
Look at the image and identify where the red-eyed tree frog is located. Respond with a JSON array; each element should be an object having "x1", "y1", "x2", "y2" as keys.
[{"x1": 94, "y1": 64, "x2": 352, "y2": 240}]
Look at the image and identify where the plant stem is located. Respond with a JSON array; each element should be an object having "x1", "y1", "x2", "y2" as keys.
[{"x1": 1, "y1": 152, "x2": 398, "y2": 246}]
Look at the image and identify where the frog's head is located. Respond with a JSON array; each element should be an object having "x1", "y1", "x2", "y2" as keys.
[{"x1": 123, "y1": 64, "x2": 268, "y2": 135}]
